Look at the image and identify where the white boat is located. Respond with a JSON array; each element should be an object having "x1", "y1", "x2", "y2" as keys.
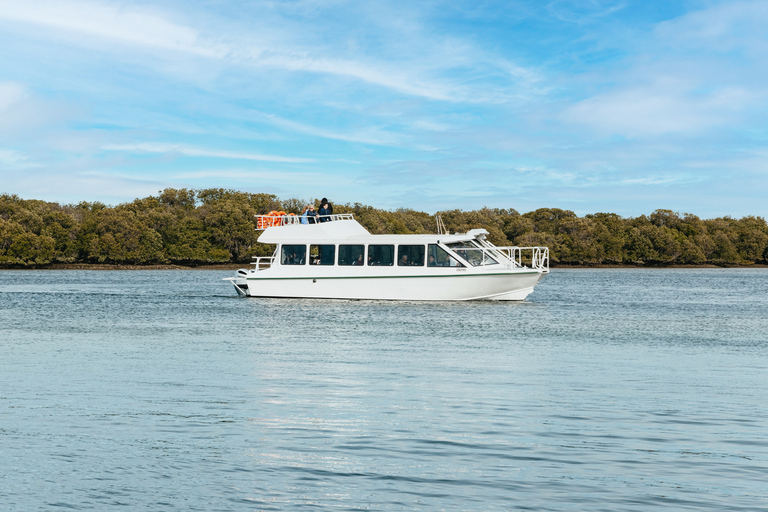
[{"x1": 224, "y1": 213, "x2": 549, "y2": 301}]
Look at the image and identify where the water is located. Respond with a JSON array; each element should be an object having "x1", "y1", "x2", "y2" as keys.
[{"x1": 1, "y1": 269, "x2": 766, "y2": 511}]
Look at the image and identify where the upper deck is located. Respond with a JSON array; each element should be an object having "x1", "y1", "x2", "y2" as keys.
[
  {"x1": 255, "y1": 213, "x2": 488, "y2": 245},
  {"x1": 253, "y1": 212, "x2": 549, "y2": 272}
]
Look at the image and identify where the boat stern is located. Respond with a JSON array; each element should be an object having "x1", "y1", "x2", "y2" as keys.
[{"x1": 223, "y1": 269, "x2": 250, "y2": 297}]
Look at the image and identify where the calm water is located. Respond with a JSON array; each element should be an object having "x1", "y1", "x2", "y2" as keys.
[{"x1": 1, "y1": 269, "x2": 766, "y2": 511}]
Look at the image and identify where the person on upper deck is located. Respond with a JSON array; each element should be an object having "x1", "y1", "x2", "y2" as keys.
[
  {"x1": 318, "y1": 198, "x2": 333, "y2": 222},
  {"x1": 301, "y1": 204, "x2": 318, "y2": 224}
]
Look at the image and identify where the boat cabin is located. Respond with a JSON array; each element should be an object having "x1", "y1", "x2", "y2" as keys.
[{"x1": 255, "y1": 214, "x2": 537, "y2": 271}]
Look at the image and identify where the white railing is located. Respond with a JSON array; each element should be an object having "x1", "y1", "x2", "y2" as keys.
[
  {"x1": 255, "y1": 213, "x2": 354, "y2": 229},
  {"x1": 453, "y1": 244, "x2": 549, "y2": 271},
  {"x1": 508, "y1": 246, "x2": 549, "y2": 271},
  {"x1": 250, "y1": 256, "x2": 275, "y2": 270}
]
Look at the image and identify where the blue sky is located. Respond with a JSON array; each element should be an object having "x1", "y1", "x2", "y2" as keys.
[{"x1": 1, "y1": 0, "x2": 767, "y2": 218}]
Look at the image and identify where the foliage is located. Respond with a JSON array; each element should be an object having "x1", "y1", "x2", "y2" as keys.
[{"x1": 1, "y1": 192, "x2": 767, "y2": 267}]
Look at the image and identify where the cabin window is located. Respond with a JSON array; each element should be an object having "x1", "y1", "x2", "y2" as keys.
[
  {"x1": 310, "y1": 244, "x2": 335, "y2": 265},
  {"x1": 397, "y1": 245, "x2": 425, "y2": 266},
  {"x1": 446, "y1": 241, "x2": 498, "y2": 267},
  {"x1": 338, "y1": 244, "x2": 365, "y2": 266},
  {"x1": 427, "y1": 244, "x2": 464, "y2": 267},
  {"x1": 281, "y1": 244, "x2": 306, "y2": 265},
  {"x1": 368, "y1": 245, "x2": 394, "y2": 266}
]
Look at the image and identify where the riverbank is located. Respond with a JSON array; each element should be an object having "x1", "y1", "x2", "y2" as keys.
[
  {"x1": 553, "y1": 263, "x2": 768, "y2": 269},
  {"x1": 0, "y1": 263, "x2": 247, "y2": 270},
  {"x1": 4, "y1": 192, "x2": 768, "y2": 270}
]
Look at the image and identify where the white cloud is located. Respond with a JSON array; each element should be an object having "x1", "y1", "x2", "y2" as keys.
[
  {"x1": 102, "y1": 142, "x2": 316, "y2": 163},
  {"x1": 0, "y1": 81, "x2": 75, "y2": 137},
  {"x1": 0, "y1": 0, "x2": 223, "y2": 57},
  {"x1": 553, "y1": 1, "x2": 768, "y2": 140},
  {"x1": 655, "y1": 0, "x2": 768, "y2": 54},
  {"x1": 562, "y1": 84, "x2": 756, "y2": 137},
  {"x1": 0, "y1": 148, "x2": 41, "y2": 169},
  {"x1": 0, "y1": 82, "x2": 28, "y2": 111}
]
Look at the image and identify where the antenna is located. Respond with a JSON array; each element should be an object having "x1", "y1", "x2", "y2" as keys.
[{"x1": 435, "y1": 214, "x2": 448, "y2": 235}]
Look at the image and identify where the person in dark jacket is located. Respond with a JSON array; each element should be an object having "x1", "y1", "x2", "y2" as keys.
[{"x1": 318, "y1": 198, "x2": 333, "y2": 222}]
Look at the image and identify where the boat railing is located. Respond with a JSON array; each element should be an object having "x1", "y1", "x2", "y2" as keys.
[
  {"x1": 497, "y1": 246, "x2": 549, "y2": 271},
  {"x1": 455, "y1": 245, "x2": 549, "y2": 271},
  {"x1": 250, "y1": 256, "x2": 275, "y2": 270},
  {"x1": 255, "y1": 213, "x2": 354, "y2": 229}
]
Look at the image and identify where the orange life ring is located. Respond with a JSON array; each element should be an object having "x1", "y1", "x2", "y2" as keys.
[{"x1": 263, "y1": 210, "x2": 279, "y2": 228}]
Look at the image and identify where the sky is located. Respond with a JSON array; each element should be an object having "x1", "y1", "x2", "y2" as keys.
[{"x1": 0, "y1": 0, "x2": 767, "y2": 218}]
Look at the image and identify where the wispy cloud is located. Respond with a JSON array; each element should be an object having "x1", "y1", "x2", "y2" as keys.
[
  {"x1": 0, "y1": 0, "x2": 540, "y2": 104},
  {"x1": 655, "y1": 0, "x2": 768, "y2": 54},
  {"x1": 0, "y1": 81, "x2": 28, "y2": 111},
  {"x1": 0, "y1": 148, "x2": 41, "y2": 169},
  {"x1": 0, "y1": 0, "x2": 222, "y2": 56},
  {"x1": 102, "y1": 143, "x2": 316, "y2": 163},
  {"x1": 256, "y1": 112, "x2": 401, "y2": 146},
  {"x1": 562, "y1": 83, "x2": 756, "y2": 137},
  {"x1": 556, "y1": 1, "x2": 768, "y2": 140},
  {"x1": 0, "y1": 81, "x2": 75, "y2": 137},
  {"x1": 620, "y1": 175, "x2": 680, "y2": 186},
  {"x1": 545, "y1": 0, "x2": 627, "y2": 24},
  {"x1": 173, "y1": 168, "x2": 324, "y2": 181},
  {"x1": 256, "y1": 55, "x2": 459, "y2": 101},
  {"x1": 3, "y1": 0, "x2": 768, "y2": 217}
]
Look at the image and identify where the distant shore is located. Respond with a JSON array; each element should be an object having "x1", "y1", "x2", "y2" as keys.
[
  {"x1": 554, "y1": 264, "x2": 768, "y2": 269},
  {"x1": 0, "y1": 263, "x2": 246, "y2": 270},
  {"x1": 4, "y1": 191, "x2": 767, "y2": 268},
  {"x1": 2, "y1": 263, "x2": 766, "y2": 270}
]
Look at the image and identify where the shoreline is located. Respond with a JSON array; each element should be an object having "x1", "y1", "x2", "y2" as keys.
[
  {"x1": 0, "y1": 263, "x2": 247, "y2": 270},
  {"x1": 1, "y1": 263, "x2": 766, "y2": 270},
  {"x1": 553, "y1": 263, "x2": 768, "y2": 269}
]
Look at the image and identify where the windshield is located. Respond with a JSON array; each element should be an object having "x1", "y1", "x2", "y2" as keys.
[{"x1": 445, "y1": 241, "x2": 499, "y2": 267}]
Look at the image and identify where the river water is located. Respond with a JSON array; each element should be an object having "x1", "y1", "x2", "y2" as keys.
[{"x1": 1, "y1": 269, "x2": 766, "y2": 511}]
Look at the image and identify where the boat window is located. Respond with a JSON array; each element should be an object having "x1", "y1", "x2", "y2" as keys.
[
  {"x1": 398, "y1": 245, "x2": 425, "y2": 266},
  {"x1": 310, "y1": 244, "x2": 335, "y2": 265},
  {"x1": 427, "y1": 244, "x2": 464, "y2": 267},
  {"x1": 281, "y1": 244, "x2": 306, "y2": 265},
  {"x1": 368, "y1": 245, "x2": 394, "y2": 266},
  {"x1": 446, "y1": 241, "x2": 499, "y2": 267},
  {"x1": 338, "y1": 244, "x2": 365, "y2": 266}
]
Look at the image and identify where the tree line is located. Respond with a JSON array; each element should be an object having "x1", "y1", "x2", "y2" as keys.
[{"x1": 1, "y1": 188, "x2": 767, "y2": 267}]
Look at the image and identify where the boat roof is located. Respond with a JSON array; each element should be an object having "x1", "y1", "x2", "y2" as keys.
[{"x1": 257, "y1": 219, "x2": 488, "y2": 245}]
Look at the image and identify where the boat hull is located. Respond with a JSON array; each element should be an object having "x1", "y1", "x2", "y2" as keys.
[{"x1": 243, "y1": 269, "x2": 545, "y2": 301}]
